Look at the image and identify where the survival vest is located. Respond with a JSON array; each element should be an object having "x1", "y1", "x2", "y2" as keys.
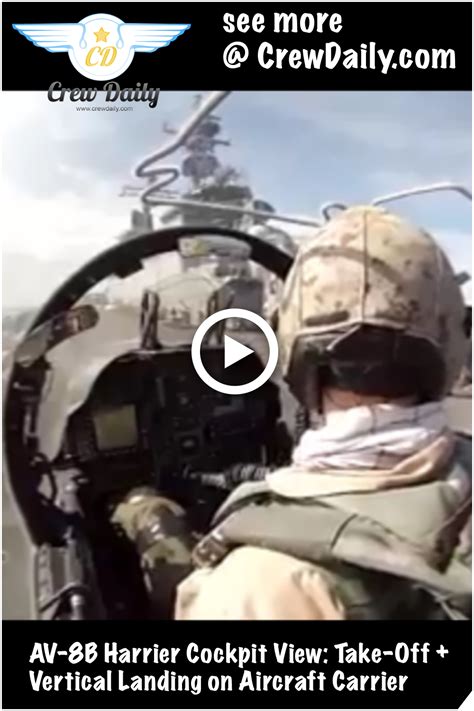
[{"x1": 193, "y1": 437, "x2": 472, "y2": 620}]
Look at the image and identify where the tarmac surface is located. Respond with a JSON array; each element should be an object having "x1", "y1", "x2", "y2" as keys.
[{"x1": 2, "y1": 317, "x2": 472, "y2": 619}]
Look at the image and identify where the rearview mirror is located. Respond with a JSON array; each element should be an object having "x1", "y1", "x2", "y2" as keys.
[{"x1": 14, "y1": 304, "x2": 99, "y2": 367}]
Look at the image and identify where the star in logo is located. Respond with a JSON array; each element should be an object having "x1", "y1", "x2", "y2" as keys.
[{"x1": 94, "y1": 26, "x2": 109, "y2": 42}]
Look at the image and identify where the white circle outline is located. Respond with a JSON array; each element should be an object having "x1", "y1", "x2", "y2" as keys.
[
  {"x1": 191, "y1": 308, "x2": 279, "y2": 395},
  {"x1": 69, "y1": 14, "x2": 135, "y2": 81}
]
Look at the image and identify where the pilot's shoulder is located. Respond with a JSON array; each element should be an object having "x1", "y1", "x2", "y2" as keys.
[
  {"x1": 175, "y1": 545, "x2": 345, "y2": 620},
  {"x1": 212, "y1": 465, "x2": 301, "y2": 521}
]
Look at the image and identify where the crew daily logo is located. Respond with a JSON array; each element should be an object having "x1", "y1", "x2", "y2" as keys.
[{"x1": 13, "y1": 13, "x2": 191, "y2": 80}]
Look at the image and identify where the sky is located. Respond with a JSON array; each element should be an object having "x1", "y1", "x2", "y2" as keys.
[{"x1": 2, "y1": 90, "x2": 472, "y2": 308}]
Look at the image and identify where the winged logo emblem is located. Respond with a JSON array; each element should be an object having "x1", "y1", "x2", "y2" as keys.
[{"x1": 13, "y1": 13, "x2": 191, "y2": 80}]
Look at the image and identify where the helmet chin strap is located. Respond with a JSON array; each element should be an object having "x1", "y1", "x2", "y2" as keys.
[{"x1": 298, "y1": 367, "x2": 324, "y2": 418}]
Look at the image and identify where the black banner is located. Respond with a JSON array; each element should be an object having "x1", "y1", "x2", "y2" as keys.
[
  {"x1": 2, "y1": 2, "x2": 472, "y2": 91},
  {"x1": 2, "y1": 621, "x2": 471, "y2": 708},
  {"x1": 2, "y1": 4, "x2": 472, "y2": 711}
]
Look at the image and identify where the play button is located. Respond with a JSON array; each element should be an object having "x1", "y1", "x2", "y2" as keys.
[
  {"x1": 224, "y1": 334, "x2": 253, "y2": 368},
  {"x1": 191, "y1": 307, "x2": 279, "y2": 395}
]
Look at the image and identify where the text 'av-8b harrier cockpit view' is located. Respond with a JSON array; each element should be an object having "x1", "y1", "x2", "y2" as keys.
[{"x1": 3, "y1": 91, "x2": 472, "y2": 622}]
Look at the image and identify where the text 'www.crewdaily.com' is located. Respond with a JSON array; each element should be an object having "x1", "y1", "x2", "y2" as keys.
[{"x1": 76, "y1": 106, "x2": 134, "y2": 112}]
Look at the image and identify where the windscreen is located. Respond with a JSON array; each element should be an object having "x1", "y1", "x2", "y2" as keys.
[{"x1": 31, "y1": 246, "x2": 281, "y2": 461}]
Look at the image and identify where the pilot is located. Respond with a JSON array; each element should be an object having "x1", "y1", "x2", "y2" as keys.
[{"x1": 174, "y1": 205, "x2": 472, "y2": 621}]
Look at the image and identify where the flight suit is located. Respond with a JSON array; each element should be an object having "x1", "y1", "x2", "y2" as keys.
[{"x1": 175, "y1": 437, "x2": 472, "y2": 621}]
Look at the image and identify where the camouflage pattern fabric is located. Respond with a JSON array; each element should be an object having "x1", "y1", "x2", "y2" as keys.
[
  {"x1": 278, "y1": 206, "x2": 467, "y2": 396},
  {"x1": 111, "y1": 487, "x2": 195, "y2": 617}
]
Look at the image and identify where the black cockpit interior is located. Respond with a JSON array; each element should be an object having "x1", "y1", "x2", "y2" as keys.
[{"x1": 4, "y1": 226, "x2": 294, "y2": 620}]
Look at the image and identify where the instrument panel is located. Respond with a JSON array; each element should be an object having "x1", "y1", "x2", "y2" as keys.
[{"x1": 62, "y1": 346, "x2": 282, "y2": 493}]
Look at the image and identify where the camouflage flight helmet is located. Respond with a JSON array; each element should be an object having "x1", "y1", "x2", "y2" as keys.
[{"x1": 278, "y1": 205, "x2": 468, "y2": 403}]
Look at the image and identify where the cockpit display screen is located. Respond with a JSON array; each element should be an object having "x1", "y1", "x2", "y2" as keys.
[{"x1": 92, "y1": 405, "x2": 138, "y2": 451}]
